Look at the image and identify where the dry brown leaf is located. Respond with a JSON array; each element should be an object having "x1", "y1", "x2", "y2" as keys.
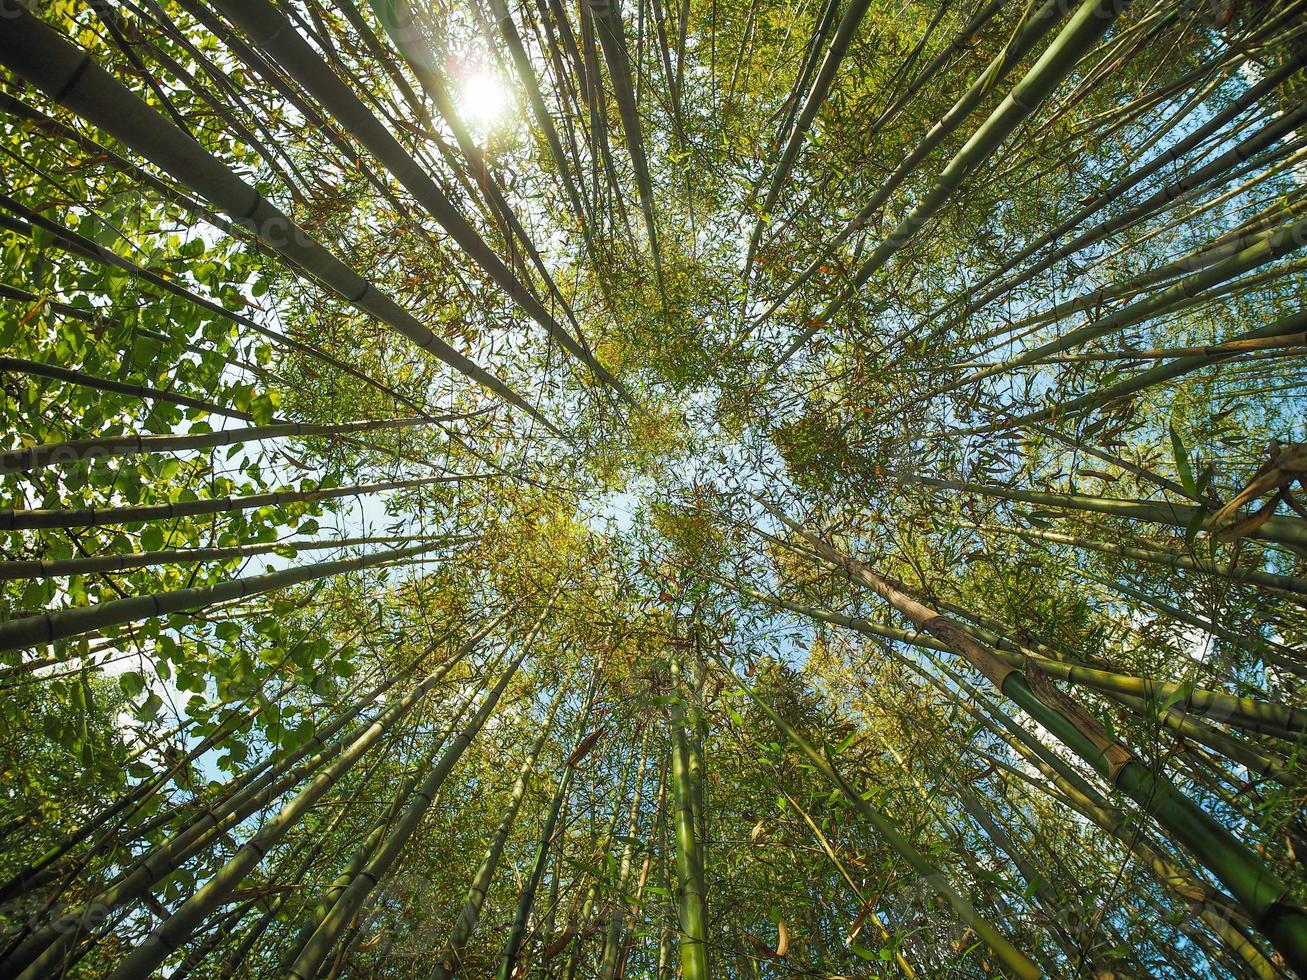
[
  {"x1": 565, "y1": 728, "x2": 604, "y2": 768},
  {"x1": 746, "y1": 934, "x2": 779, "y2": 959}
]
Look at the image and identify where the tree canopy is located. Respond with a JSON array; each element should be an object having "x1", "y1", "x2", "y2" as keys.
[{"x1": 1, "y1": 0, "x2": 1306, "y2": 975}]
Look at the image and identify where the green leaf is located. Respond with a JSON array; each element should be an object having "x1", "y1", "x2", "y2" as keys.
[
  {"x1": 1161, "y1": 682, "x2": 1194, "y2": 712},
  {"x1": 1184, "y1": 507, "x2": 1205, "y2": 547},
  {"x1": 135, "y1": 691, "x2": 163, "y2": 722},
  {"x1": 1170, "y1": 424, "x2": 1196, "y2": 497},
  {"x1": 140, "y1": 525, "x2": 165, "y2": 553},
  {"x1": 119, "y1": 671, "x2": 146, "y2": 699}
]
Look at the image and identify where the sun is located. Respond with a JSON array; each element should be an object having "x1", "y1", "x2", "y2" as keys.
[{"x1": 457, "y1": 68, "x2": 510, "y2": 136}]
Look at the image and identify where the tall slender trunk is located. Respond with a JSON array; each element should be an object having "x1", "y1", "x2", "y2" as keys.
[
  {"x1": 432, "y1": 687, "x2": 567, "y2": 978},
  {"x1": 0, "y1": 541, "x2": 444, "y2": 655},
  {"x1": 0, "y1": 416, "x2": 432, "y2": 476},
  {"x1": 733, "y1": 675, "x2": 1042, "y2": 979},
  {"x1": 496, "y1": 746, "x2": 576, "y2": 979},
  {"x1": 763, "y1": 510, "x2": 1307, "y2": 971},
  {"x1": 725, "y1": 577, "x2": 1305, "y2": 741},
  {"x1": 770, "y1": 0, "x2": 1130, "y2": 371},
  {"x1": 1, "y1": 473, "x2": 479, "y2": 533},
  {"x1": 287, "y1": 618, "x2": 548, "y2": 979},
  {"x1": 601, "y1": 747, "x2": 663, "y2": 977},
  {"x1": 898, "y1": 472, "x2": 1307, "y2": 551},
  {"x1": 0, "y1": 534, "x2": 463, "y2": 582},
  {"x1": 210, "y1": 0, "x2": 633, "y2": 409},
  {"x1": 3, "y1": 623, "x2": 491, "y2": 977},
  {"x1": 562, "y1": 744, "x2": 637, "y2": 978},
  {"x1": 925, "y1": 658, "x2": 1276, "y2": 976},
  {"x1": 106, "y1": 632, "x2": 508, "y2": 978},
  {"x1": 0, "y1": 8, "x2": 554, "y2": 429},
  {"x1": 667, "y1": 654, "x2": 709, "y2": 980}
]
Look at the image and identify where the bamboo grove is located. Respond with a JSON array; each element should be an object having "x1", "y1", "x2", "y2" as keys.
[{"x1": 0, "y1": 0, "x2": 1305, "y2": 973}]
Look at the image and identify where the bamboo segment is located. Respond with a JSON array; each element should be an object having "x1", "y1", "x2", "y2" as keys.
[
  {"x1": 955, "y1": 306, "x2": 1307, "y2": 434},
  {"x1": 0, "y1": 474, "x2": 478, "y2": 532},
  {"x1": 114, "y1": 632, "x2": 508, "y2": 979},
  {"x1": 0, "y1": 535, "x2": 469, "y2": 581},
  {"x1": 668, "y1": 658, "x2": 710, "y2": 980},
  {"x1": 0, "y1": 6, "x2": 554, "y2": 429},
  {"x1": 3, "y1": 623, "x2": 491, "y2": 976},
  {"x1": 727, "y1": 577, "x2": 1307, "y2": 737},
  {"x1": 495, "y1": 745, "x2": 576, "y2": 979},
  {"x1": 0, "y1": 356, "x2": 255, "y2": 421},
  {"x1": 288, "y1": 634, "x2": 535, "y2": 977},
  {"x1": 898, "y1": 472, "x2": 1307, "y2": 551},
  {"x1": 770, "y1": 0, "x2": 1130, "y2": 372},
  {"x1": 755, "y1": 0, "x2": 1064, "y2": 325},
  {"x1": 745, "y1": 0, "x2": 873, "y2": 276},
  {"x1": 950, "y1": 213, "x2": 1307, "y2": 390},
  {"x1": 210, "y1": 0, "x2": 635, "y2": 409},
  {"x1": 589, "y1": 0, "x2": 666, "y2": 290},
  {"x1": 766, "y1": 514, "x2": 1307, "y2": 973},
  {"x1": 431, "y1": 688, "x2": 565, "y2": 978},
  {"x1": 937, "y1": 46, "x2": 1307, "y2": 328},
  {"x1": 0, "y1": 541, "x2": 444, "y2": 655},
  {"x1": 0, "y1": 416, "x2": 431, "y2": 475},
  {"x1": 736, "y1": 679, "x2": 1043, "y2": 979}
]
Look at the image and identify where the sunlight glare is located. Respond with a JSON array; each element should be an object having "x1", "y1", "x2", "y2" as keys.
[{"x1": 458, "y1": 69, "x2": 510, "y2": 135}]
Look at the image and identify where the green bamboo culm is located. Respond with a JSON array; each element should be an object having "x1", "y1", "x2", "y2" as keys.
[
  {"x1": 588, "y1": 0, "x2": 666, "y2": 293},
  {"x1": 4, "y1": 624, "x2": 493, "y2": 977},
  {"x1": 207, "y1": 0, "x2": 637, "y2": 410},
  {"x1": 0, "y1": 474, "x2": 481, "y2": 532},
  {"x1": 0, "y1": 541, "x2": 445, "y2": 655},
  {"x1": 780, "y1": 521, "x2": 1307, "y2": 973},
  {"x1": 668, "y1": 657, "x2": 710, "y2": 980},
  {"x1": 898, "y1": 472, "x2": 1307, "y2": 552},
  {"x1": 931, "y1": 44, "x2": 1307, "y2": 330},
  {"x1": 743, "y1": 0, "x2": 874, "y2": 281},
  {"x1": 286, "y1": 663, "x2": 520, "y2": 977},
  {"x1": 0, "y1": 416, "x2": 432, "y2": 475},
  {"x1": 431, "y1": 687, "x2": 566, "y2": 978},
  {"x1": 752, "y1": 0, "x2": 1071, "y2": 326},
  {"x1": 733, "y1": 672, "x2": 1043, "y2": 979},
  {"x1": 769, "y1": 0, "x2": 1130, "y2": 373},
  {"x1": 496, "y1": 761, "x2": 573, "y2": 980},
  {"x1": 0, "y1": 534, "x2": 470, "y2": 581},
  {"x1": 114, "y1": 637, "x2": 508, "y2": 980},
  {"x1": 726, "y1": 578, "x2": 1307, "y2": 738},
  {"x1": 0, "y1": 356, "x2": 256, "y2": 421},
  {"x1": 0, "y1": 3, "x2": 556, "y2": 431},
  {"x1": 277, "y1": 690, "x2": 483, "y2": 972},
  {"x1": 492, "y1": 666, "x2": 597, "y2": 980}
]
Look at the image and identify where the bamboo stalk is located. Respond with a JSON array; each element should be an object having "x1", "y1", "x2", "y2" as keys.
[
  {"x1": 111, "y1": 630, "x2": 510, "y2": 978},
  {"x1": 494, "y1": 674, "x2": 596, "y2": 980},
  {"x1": 212, "y1": 0, "x2": 634, "y2": 410},
  {"x1": 0, "y1": 474, "x2": 479, "y2": 532},
  {"x1": 0, "y1": 7, "x2": 554, "y2": 430},
  {"x1": 432, "y1": 686, "x2": 566, "y2": 978},
  {"x1": 0, "y1": 535, "x2": 467, "y2": 581},
  {"x1": 769, "y1": 0, "x2": 1130, "y2": 372},
  {"x1": 667, "y1": 669, "x2": 710, "y2": 980},
  {"x1": 732, "y1": 673, "x2": 1043, "y2": 979},
  {"x1": 0, "y1": 541, "x2": 444, "y2": 655},
  {"x1": 765, "y1": 512, "x2": 1307, "y2": 971},
  {"x1": 0, "y1": 416, "x2": 433, "y2": 476}
]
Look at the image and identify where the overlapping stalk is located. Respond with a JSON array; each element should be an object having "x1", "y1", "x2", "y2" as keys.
[{"x1": 0, "y1": 5, "x2": 554, "y2": 429}]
